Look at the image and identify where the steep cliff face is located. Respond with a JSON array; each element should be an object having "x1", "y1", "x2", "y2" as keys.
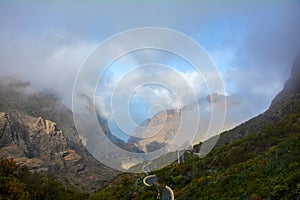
[
  {"x1": 265, "y1": 55, "x2": 300, "y2": 119},
  {"x1": 0, "y1": 111, "x2": 116, "y2": 192},
  {"x1": 0, "y1": 112, "x2": 68, "y2": 174},
  {"x1": 0, "y1": 78, "x2": 117, "y2": 192}
]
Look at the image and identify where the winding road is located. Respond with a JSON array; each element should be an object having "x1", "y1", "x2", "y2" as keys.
[{"x1": 143, "y1": 175, "x2": 174, "y2": 200}]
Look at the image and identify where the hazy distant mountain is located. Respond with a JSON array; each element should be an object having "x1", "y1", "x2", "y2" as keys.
[
  {"x1": 127, "y1": 93, "x2": 239, "y2": 153},
  {"x1": 128, "y1": 109, "x2": 179, "y2": 153},
  {"x1": 97, "y1": 115, "x2": 144, "y2": 153}
]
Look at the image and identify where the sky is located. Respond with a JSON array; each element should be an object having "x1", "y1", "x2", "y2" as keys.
[{"x1": 1, "y1": 1, "x2": 300, "y2": 141}]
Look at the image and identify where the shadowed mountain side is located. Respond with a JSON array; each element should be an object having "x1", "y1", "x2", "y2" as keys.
[{"x1": 97, "y1": 116, "x2": 144, "y2": 153}]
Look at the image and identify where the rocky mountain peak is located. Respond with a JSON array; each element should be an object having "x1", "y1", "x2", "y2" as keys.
[
  {"x1": 284, "y1": 54, "x2": 300, "y2": 93},
  {"x1": 205, "y1": 54, "x2": 300, "y2": 149},
  {"x1": 266, "y1": 55, "x2": 300, "y2": 119}
]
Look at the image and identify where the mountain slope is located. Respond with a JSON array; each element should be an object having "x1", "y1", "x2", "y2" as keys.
[
  {"x1": 128, "y1": 55, "x2": 300, "y2": 153},
  {"x1": 92, "y1": 56, "x2": 300, "y2": 199},
  {"x1": 0, "y1": 78, "x2": 118, "y2": 192},
  {"x1": 156, "y1": 113, "x2": 300, "y2": 199},
  {"x1": 128, "y1": 109, "x2": 180, "y2": 153},
  {"x1": 202, "y1": 54, "x2": 300, "y2": 149},
  {"x1": 93, "y1": 112, "x2": 300, "y2": 199}
]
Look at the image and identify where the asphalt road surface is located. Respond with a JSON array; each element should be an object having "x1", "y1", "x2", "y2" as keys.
[
  {"x1": 143, "y1": 175, "x2": 174, "y2": 200},
  {"x1": 143, "y1": 175, "x2": 157, "y2": 186}
]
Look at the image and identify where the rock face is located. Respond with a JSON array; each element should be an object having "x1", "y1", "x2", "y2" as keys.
[
  {"x1": 0, "y1": 112, "x2": 69, "y2": 174},
  {"x1": 284, "y1": 54, "x2": 300, "y2": 93},
  {"x1": 128, "y1": 110, "x2": 180, "y2": 153},
  {"x1": 265, "y1": 54, "x2": 300, "y2": 119},
  {"x1": 0, "y1": 111, "x2": 116, "y2": 192},
  {"x1": 0, "y1": 78, "x2": 117, "y2": 192}
]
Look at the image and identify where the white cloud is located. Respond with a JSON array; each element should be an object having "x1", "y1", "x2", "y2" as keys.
[
  {"x1": 0, "y1": 29, "x2": 96, "y2": 107},
  {"x1": 1, "y1": 1, "x2": 300, "y2": 140}
]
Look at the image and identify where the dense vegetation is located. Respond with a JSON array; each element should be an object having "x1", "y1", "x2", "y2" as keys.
[
  {"x1": 92, "y1": 112, "x2": 300, "y2": 199},
  {"x1": 0, "y1": 159, "x2": 88, "y2": 200}
]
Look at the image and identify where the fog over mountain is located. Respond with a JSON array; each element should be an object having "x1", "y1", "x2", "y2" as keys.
[
  {"x1": 1, "y1": 1, "x2": 300, "y2": 141},
  {"x1": 1, "y1": 2, "x2": 300, "y2": 199}
]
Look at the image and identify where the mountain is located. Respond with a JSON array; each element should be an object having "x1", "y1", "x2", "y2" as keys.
[
  {"x1": 128, "y1": 109, "x2": 180, "y2": 153},
  {"x1": 128, "y1": 93, "x2": 238, "y2": 153},
  {"x1": 266, "y1": 54, "x2": 300, "y2": 118},
  {"x1": 128, "y1": 55, "x2": 300, "y2": 155},
  {"x1": 1, "y1": 54, "x2": 299, "y2": 199},
  {"x1": 92, "y1": 55, "x2": 300, "y2": 199},
  {"x1": 0, "y1": 78, "x2": 118, "y2": 192},
  {"x1": 97, "y1": 116, "x2": 143, "y2": 153},
  {"x1": 201, "y1": 54, "x2": 300, "y2": 150}
]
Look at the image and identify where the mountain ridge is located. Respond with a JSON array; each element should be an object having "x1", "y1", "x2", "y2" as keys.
[
  {"x1": 92, "y1": 55, "x2": 300, "y2": 200},
  {"x1": 204, "y1": 54, "x2": 300, "y2": 149},
  {"x1": 0, "y1": 78, "x2": 118, "y2": 192}
]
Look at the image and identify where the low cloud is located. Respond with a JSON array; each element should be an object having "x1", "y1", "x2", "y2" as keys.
[
  {"x1": 1, "y1": 1, "x2": 300, "y2": 140},
  {"x1": 0, "y1": 29, "x2": 96, "y2": 106}
]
